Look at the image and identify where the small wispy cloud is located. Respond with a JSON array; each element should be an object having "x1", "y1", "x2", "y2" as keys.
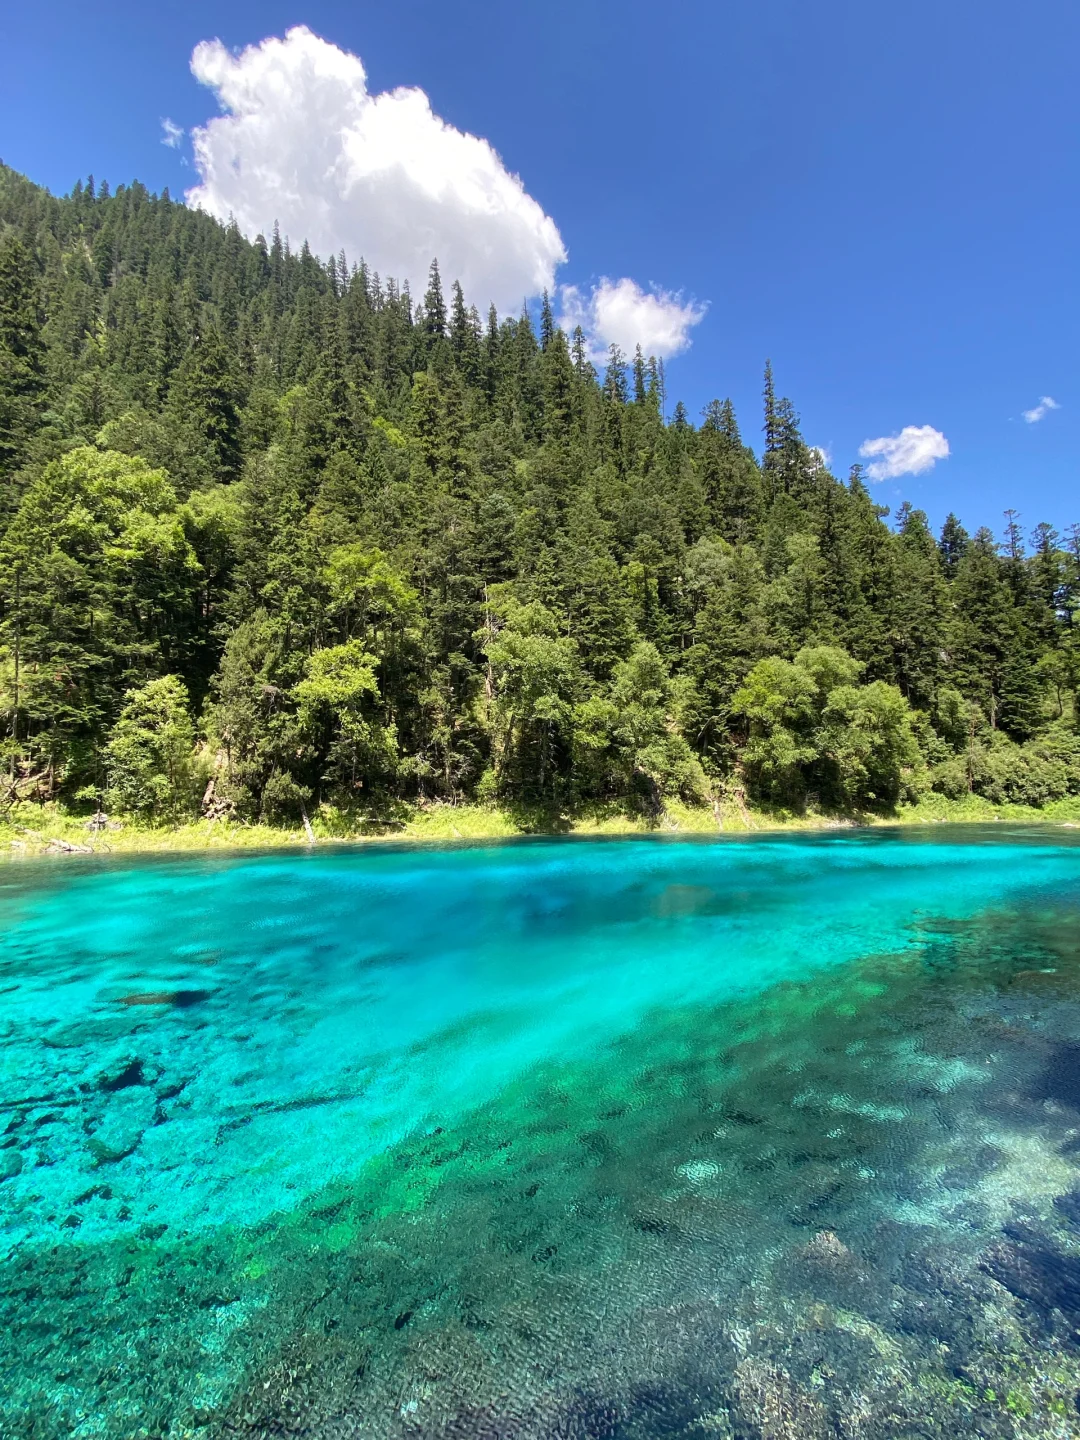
[
  {"x1": 858, "y1": 425, "x2": 949, "y2": 481},
  {"x1": 1022, "y1": 395, "x2": 1059, "y2": 424},
  {"x1": 161, "y1": 118, "x2": 185, "y2": 150},
  {"x1": 559, "y1": 278, "x2": 706, "y2": 361}
]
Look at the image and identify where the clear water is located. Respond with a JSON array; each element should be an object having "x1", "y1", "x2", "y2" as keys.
[{"x1": 4, "y1": 828, "x2": 1080, "y2": 1438}]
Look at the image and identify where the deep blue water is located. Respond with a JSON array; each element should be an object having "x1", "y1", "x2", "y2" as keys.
[{"x1": 3, "y1": 828, "x2": 1080, "y2": 1437}]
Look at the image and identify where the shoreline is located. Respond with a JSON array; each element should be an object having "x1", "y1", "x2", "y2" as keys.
[{"x1": 3, "y1": 793, "x2": 1080, "y2": 856}]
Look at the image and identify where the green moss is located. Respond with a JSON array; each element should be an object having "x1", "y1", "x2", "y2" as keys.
[{"x1": 1004, "y1": 1388, "x2": 1033, "y2": 1417}]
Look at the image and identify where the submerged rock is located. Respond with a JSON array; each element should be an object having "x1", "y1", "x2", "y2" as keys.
[
  {"x1": 1029, "y1": 1040, "x2": 1080, "y2": 1112},
  {"x1": 780, "y1": 1229, "x2": 877, "y2": 1315},
  {"x1": 0, "y1": 1149, "x2": 22, "y2": 1181},
  {"x1": 117, "y1": 988, "x2": 214, "y2": 1008},
  {"x1": 733, "y1": 1357, "x2": 830, "y2": 1440},
  {"x1": 1053, "y1": 1188, "x2": 1080, "y2": 1228},
  {"x1": 86, "y1": 1088, "x2": 157, "y2": 1165},
  {"x1": 98, "y1": 1056, "x2": 147, "y2": 1092},
  {"x1": 802, "y1": 1229, "x2": 852, "y2": 1266},
  {"x1": 981, "y1": 1236, "x2": 1080, "y2": 1320}
]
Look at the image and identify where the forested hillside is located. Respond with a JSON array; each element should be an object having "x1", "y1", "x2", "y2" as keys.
[{"x1": 0, "y1": 161, "x2": 1077, "y2": 826}]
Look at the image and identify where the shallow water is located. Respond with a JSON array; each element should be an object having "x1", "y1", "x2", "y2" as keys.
[{"x1": 4, "y1": 828, "x2": 1080, "y2": 1437}]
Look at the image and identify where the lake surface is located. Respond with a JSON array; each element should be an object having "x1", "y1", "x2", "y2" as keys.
[{"x1": 3, "y1": 828, "x2": 1080, "y2": 1437}]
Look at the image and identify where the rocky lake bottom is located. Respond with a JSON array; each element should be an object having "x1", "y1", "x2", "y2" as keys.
[{"x1": 3, "y1": 830, "x2": 1080, "y2": 1438}]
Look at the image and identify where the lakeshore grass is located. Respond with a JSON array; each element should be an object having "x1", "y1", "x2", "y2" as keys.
[{"x1": 2, "y1": 790, "x2": 1079, "y2": 855}]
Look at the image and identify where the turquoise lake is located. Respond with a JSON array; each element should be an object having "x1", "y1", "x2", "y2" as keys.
[{"x1": 4, "y1": 827, "x2": 1080, "y2": 1437}]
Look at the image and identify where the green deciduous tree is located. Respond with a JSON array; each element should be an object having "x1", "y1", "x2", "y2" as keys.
[
  {"x1": 583, "y1": 641, "x2": 707, "y2": 809},
  {"x1": 105, "y1": 675, "x2": 196, "y2": 819},
  {"x1": 482, "y1": 598, "x2": 581, "y2": 801},
  {"x1": 294, "y1": 639, "x2": 398, "y2": 800},
  {"x1": 0, "y1": 447, "x2": 201, "y2": 791},
  {"x1": 734, "y1": 645, "x2": 921, "y2": 810}
]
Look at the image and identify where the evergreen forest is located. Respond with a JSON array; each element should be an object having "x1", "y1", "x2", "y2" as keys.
[{"x1": 1, "y1": 161, "x2": 1078, "y2": 828}]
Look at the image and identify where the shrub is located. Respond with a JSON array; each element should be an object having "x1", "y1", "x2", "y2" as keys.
[{"x1": 930, "y1": 726, "x2": 1080, "y2": 807}]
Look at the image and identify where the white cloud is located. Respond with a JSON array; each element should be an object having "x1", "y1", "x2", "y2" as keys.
[
  {"x1": 858, "y1": 425, "x2": 949, "y2": 481},
  {"x1": 559, "y1": 277, "x2": 706, "y2": 360},
  {"x1": 1022, "y1": 395, "x2": 1059, "y2": 423},
  {"x1": 185, "y1": 26, "x2": 566, "y2": 311},
  {"x1": 809, "y1": 444, "x2": 831, "y2": 470},
  {"x1": 161, "y1": 118, "x2": 184, "y2": 149}
]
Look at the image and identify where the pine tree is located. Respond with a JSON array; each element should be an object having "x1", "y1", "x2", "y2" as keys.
[
  {"x1": 938, "y1": 513, "x2": 969, "y2": 579},
  {"x1": 632, "y1": 345, "x2": 647, "y2": 404},
  {"x1": 423, "y1": 259, "x2": 447, "y2": 343},
  {"x1": 167, "y1": 327, "x2": 242, "y2": 484},
  {"x1": 603, "y1": 345, "x2": 628, "y2": 405},
  {"x1": 482, "y1": 303, "x2": 501, "y2": 398},
  {"x1": 949, "y1": 528, "x2": 1040, "y2": 738},
  {"x1": 1000, "y1": 509, "x2": 1028, "y2": 603},
  {"x1": 762, "y1": 359, "x2": 778, "y2": 456},
  {"x1": 540, "y1": 328, "x2": 576, "y2": 442},
  {"x1": 841, "y1": 471, "x2": 898, "y2": 679},
  {"x1": 571, "y1": 326, "x2": 590, "y2": 379},
  {"x1": 449, "y1": 280, "x2": 469, "y2": 358},
  {"x1": 684, "y1": 546, "x2": 770, "y2": 771},
  {"x1": 698, "y1": 399, "x2": 762, "y2": 542},
  {"x1": 892, "y1": 504, "x2": 947, "y2": 708},
  {"x1": 0, "y1": 234, "x2": 46, "y2": 495},
  {"x1": 1029, "y1": 522, "x2": 1063, "y2": 644},
  {"x1": 539, "y1": 291, "x2": 555, "y2": 351}
]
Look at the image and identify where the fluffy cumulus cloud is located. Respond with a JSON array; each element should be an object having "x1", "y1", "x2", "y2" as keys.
[
  {"x1": 858, "y1": 425, "x2": 950, "y2": 481},
  {"x1": 559, "y1": 278, "x2": 706, "y2": 361},
  {"x1": 185, "y1": 26, "x2": 567, "y2": 312},
  {"x1": 1023, "y1": 395, "x2": 1059, "y2": 424},
  {"x1": 160, "y1": 118, "x2": 184, "y2": 149}
]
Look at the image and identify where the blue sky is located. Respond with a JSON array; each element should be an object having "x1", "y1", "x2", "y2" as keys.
[{"x1": 2, "y1": 0, "x2": 1077, "y2": 536}]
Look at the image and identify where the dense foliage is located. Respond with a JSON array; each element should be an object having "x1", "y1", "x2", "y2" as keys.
[{"x1": 1, "y1": 162, "x2": 1078, "y2": 822}]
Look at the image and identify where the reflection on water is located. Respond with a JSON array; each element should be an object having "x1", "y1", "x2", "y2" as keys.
[{"x1": 2, "y1": 828, "x2": 1080, "y2": 1437}]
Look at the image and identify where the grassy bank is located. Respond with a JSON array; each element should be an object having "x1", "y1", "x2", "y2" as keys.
[{"x1": 2, "y1": 791, "x2": 1080, "y2": 856}]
